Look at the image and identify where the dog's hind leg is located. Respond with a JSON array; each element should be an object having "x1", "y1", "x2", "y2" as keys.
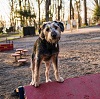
[
  {"x1": 45, "y1": 62, "x2": 52, "y2": 83},
  {"x1": 52, "y1": 55, "x2": 64, "y2": 83}
]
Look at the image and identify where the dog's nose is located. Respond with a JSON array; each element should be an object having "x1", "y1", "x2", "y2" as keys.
[{"x1": 51, "y1": 32, "x2": 57, "y2": 38}]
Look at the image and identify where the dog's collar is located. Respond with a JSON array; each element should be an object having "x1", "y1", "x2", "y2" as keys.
[
  {"x1": 43, "y1": 39, "x2": 58, "y2": 47},
  {"x1": 38, "y1": 37, "x2": 59, "y2": 55},
  {"x1": 39, "y1": 37, "x2": 59, "y2": 49},
  {"x1": 41, "y1": 38, "x2": 58, "y2": 45}
]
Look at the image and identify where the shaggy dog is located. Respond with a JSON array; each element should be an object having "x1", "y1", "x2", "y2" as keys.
[{"x1": 30, "y1": 21, "x2": 64, "y2": 87}]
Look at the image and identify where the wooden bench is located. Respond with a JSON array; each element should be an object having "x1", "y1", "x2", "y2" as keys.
[
  {"x1": 16, "y1": 49, "x2": 23, "y2": 58},
  {"x1": 22, "y1": 49, "x2": 28, "y2": 56},
  {"x1": 11, "y1": 53, "x2": 20, "y2": 62},
  {"x1": 18, "y1": 59, "x2": 27, "y2": 64},
  {"x1": 11, "y1": 49, "x2": 28, "y2": 63},
  {"x1": 15, "y1": 49, "x2": 28, "y2": 57}
]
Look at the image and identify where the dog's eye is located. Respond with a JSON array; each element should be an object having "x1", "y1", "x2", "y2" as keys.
[
  {"x1": 54, "y1": 26, "x2": 58, "y2": 29},
  {"x1": 46, "y1": 27, "x2": 50, "y2": 31}
]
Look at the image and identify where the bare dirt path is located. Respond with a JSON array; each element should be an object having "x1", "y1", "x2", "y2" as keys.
[{"x1": 0, "y1": 26, "x2": 100, "y2": 99}]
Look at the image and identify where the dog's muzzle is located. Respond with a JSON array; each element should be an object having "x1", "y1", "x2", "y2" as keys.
[{"x1": 51, "y1": 31, "x2": 57, "y2": 39}]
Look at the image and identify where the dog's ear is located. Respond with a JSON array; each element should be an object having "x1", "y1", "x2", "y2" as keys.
[
  {"x1": 39, "y1": 23, "x2": 46, "y2": 39},
  {"x1": 39, "y1": 31, "x2": 45, "y2": 39},
  {"x1": 38, "y1": 28, "x2": 41, "y2": 34},
  {"x1": 42, "y1": 23, "x2": 47, "y2": 30},
  {"x1": 58, "y1": 22, "x2": 64, "y2": 32}
]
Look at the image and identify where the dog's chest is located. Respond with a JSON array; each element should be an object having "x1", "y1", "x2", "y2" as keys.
[
  {"x1": 42, "y1": 43, "x2": 58, "y2": 61},
  {"x1": 41, "y1": 41, "x2": 59, "y2": 55},
  {"x1": 34, "y1": 38, "x2": 59, "y2": 61}
]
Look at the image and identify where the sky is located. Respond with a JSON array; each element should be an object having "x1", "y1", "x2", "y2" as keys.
[
  {"x1": 0, "y1": 0, "x2": 10, "y2": 21},
  {"x1": 0, "y1": 0, "x2": 95, "y2": 26}
]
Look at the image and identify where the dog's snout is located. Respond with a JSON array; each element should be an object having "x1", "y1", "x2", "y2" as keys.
[{"x1": 51, "y1": 31, "x2": 57, "y2": 38}]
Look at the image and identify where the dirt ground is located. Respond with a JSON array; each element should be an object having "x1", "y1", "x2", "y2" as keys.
[{"x1": 0, "y1": 26, "x2": 100, "y2": 99}]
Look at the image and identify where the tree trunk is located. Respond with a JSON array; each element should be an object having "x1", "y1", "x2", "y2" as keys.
[
  {"x1": 45, "y1": 0, "x2": 49, "y2": 21},
  {"x1": 76, "y1": 0, "x2": 81, "y2": 27},
  {"x1": 78, "y1": 0, "x2": 81, "y2": 27},
  {"x1": 38, "y1": 0, "x2": 40, "y2": 28},
  {"x1": 58, "y1": 0, "x2": 60, "y2": 21},
  {"x1": 45, "y1": 0, "x2": 51, "y2": 21},
  {"x1": 58, "y1": 0, "x2": 62, "y2": 21},
  {"x1": 70, "y1": 0, "x2": 74, "y2": 20},
  {"x1": 83, "y1": 0, "x2": 88, "y2": 26},
  {"x1": 72, "y1": 6, "x2": 74, "y2": 19},
  {"x1": 70, "y1": 0, "x2": 72, "y2": 20}
]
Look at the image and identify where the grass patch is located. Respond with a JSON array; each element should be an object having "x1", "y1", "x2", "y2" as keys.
[
  {"x1": 0, "y1": 32, "x2": 23, "y2": 42},
  {"x1": 0, "y1": 32, "x2": 23, "y2": 38}
]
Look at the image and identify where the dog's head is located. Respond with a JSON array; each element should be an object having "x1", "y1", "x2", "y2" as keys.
[{"x1": 39, "y1": 21, "x2": 64, "y2": 43}]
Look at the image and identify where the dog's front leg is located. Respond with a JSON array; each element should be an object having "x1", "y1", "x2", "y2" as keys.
[
  {"x1": 33, "y1": 57, "x2": 41, "y2": 87},
  {"x1": 52, "y1": 55, "x2": 64, "y2": 82},
  {"x1": 30, "y1": 55, "x2": 41, "y2": 87},
  {"x1": 45, "y1": 62, "x2": 52, "y2": 82}
]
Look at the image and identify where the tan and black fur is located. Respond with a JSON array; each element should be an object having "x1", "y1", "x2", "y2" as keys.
[{"x1": 30, "y1": 21, "x2": 64, "y2": 87}]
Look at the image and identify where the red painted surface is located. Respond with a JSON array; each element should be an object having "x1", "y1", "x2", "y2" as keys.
[
  {"x1": 0, "y1": 44, "x2": 13, "y2": 51},
  {"x1": 24, "y1": 73, "x2": 100, "y2": 99}
]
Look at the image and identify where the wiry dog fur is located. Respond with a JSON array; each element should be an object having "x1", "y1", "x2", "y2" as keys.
[{"x1": 30, "y1": 21, "x2": 64, "y2": 87}]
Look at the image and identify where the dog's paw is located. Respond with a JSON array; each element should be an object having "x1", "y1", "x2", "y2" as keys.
[
  {"x1": 34, "y1": 82, "x2": 40, "y2": 87},
  {"x1": 30, "y1": 81, "x2": 34, "y2": 85},
  {"x1": 57, "y1": 77, "x2": 64, "y2": 83},
  {"x1": 46, "y1": 79, "x2": 52, "y2": 83},
  {"x1": 30, "y1": 81, "x2": 40, "y2": 87}
]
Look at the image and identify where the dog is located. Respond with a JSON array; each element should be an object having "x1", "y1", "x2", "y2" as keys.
[{"x1": 30, "y1": 21, "x2": 64, "y2": 87}]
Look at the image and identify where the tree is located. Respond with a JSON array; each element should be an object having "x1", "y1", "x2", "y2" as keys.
[
  {"x1": 93, "y1": 5, "x2": 100, "y2": 23},
  {"x1": 45, "y1": 0, "x2": 51, "y2": 21},
  {"x1": 9, "y1": 0, "x2": 14, "y2": 27},
  {"x1": 17, "y1": 0, "x2": 36, "y2": 26},
  {"x1": 93, "y1": 0, "x2": 100, "y2": 23},
  {"x1": 94, "y1": 0, "x2": 99, "y2": 5},
  {"x1": 58, "y1": 0, "x2": 62, "y2": 20},
  {"x1": 17, "y1": 10, "x2": 36, "y2": 23},
  {"x1": 83, "y1": 0, "x2": 88, "y2": 26},
  {"x1": 36, "y1": 0, "x2": 44, "y2": 28},
  {"x1": 70, "y1": 0, "x2": 72, "y2": 20},
  {"x1": 18, "y1": 0, "x2": 23, "y2": 26},
  {"x1": 75, "y1": 0, "x2": 81, "y2": 27},
  {"x1": 69, "y1": 0, "x2": 74, "y2": 20}
]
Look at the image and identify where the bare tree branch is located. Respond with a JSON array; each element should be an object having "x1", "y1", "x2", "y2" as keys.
[
  {"x1": 94, "y1": 0, "x2": 98, "y2": 5},
  {"x1": 40, "y1": 0, "x2": 44, "y2": 4}
]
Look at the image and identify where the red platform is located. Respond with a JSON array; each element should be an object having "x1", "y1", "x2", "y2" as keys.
[
  {"x1": 0, "y1": 43, "x2": 13, "y2": 51},
  {"x1": 23, "y1": 73, "x2": 100, "y2": 99}
]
